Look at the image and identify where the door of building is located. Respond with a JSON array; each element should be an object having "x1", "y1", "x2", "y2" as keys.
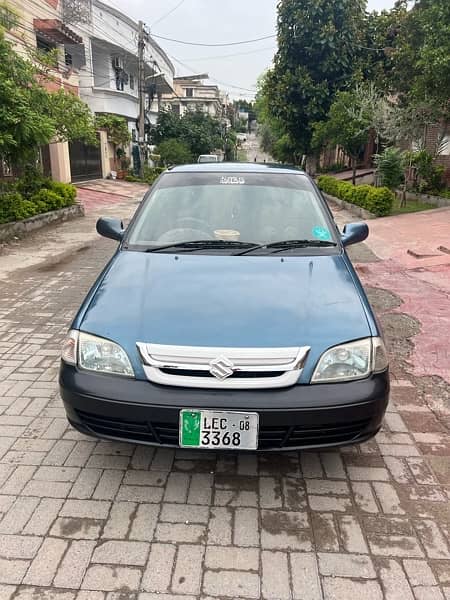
[{"x1": 69, "y1": 136, "x2": 102, "y2": 182}]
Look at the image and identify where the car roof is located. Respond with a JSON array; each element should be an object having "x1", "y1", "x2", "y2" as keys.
[{"x1": 168, "y1": 162, "x2": 306, "y2": 175}]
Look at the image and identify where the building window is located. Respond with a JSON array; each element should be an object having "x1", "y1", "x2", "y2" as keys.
[
  {"x1": 65, "y1": 51, "x2": 73, "y2": 66},
  {"x1": 185, "y1": 87, "x2": 193, "y2": 97},
  {"x1": 36, "y1": 36, "x2": 56, "y2": 54},
  {"x1": 115, "y1": 72, "x2": 124, "y2": 91},
  {"x1": 129, "y1": 74, "x2": 135, "y2": 90},
  {"x1": 441, "y1": 134, "x2": 450, "y2": 156}
]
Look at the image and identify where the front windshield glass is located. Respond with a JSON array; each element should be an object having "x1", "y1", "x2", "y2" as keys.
[{"x1": 127, "y1": 172, "x2": 335, "y2": 247}]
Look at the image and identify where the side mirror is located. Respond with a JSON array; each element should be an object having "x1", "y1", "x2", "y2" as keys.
[
  {"x1": 341, "y1": 222, "x2": 369, "y2": 247},
  {"x1": 96, "y1": 217, "x2": 124, "y2": 241}
]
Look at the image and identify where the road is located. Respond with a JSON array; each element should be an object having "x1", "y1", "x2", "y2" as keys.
[
  {"x1": 0, "y1": 182, "x2": 449, "y2": 599},
  {"x1": 241, "y1": 133, "x2": 274, "y2": 164}
]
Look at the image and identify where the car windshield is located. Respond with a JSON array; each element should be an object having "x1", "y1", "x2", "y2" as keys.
[{"x1": 127, "y1": 172, "x2": 336, "y2": 249}]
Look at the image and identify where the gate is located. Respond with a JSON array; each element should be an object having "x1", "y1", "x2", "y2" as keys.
[{"x1": 69, "y1": 136, "x2": 102, "y2": 182}]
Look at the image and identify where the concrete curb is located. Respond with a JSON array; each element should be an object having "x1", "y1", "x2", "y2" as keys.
[
  {"x1": 0, "y1": 203, "x2": 85, "y2": 242},
  {"x1": 322, "y1": 192, "x2": 376, "y2": 220}
]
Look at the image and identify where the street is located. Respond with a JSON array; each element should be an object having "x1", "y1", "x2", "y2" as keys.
[
  {"x1": 0, "y1": 182, "x2": 450, "y2": 600},
  {"x1": 242, "y1": 134, "x2": 274, "y2": 164}
]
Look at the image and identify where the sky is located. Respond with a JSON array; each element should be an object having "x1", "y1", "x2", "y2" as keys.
[{"x1": 121, "y1": 0, "x2": 397, "y2": 100}]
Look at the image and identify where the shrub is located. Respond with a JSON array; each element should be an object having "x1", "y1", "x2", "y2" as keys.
[
  {"x1": 317, "y1": 175, "x2": 394, "y2": 217},
  {"x1": 30, "y1": 189, "x2": 65, "y2": 212},
  {"x1": 15, "y1": 167, "x2": 50, "y2": 198},
  {"x1": 365, "y1": 187, "x2": 394, "y2": 217},
  {"x1": 0, "y1": 192, "x2": 38, "y2": 224},
  {"x1": 373, "y1": 147, "x2": 405, "y2": 190},
  {"x1": 44, "y1": 180, "x2": 77, "y2": 204},
  {"x1": 317, "y1": 175, "x2": 339, "y2": 197}
]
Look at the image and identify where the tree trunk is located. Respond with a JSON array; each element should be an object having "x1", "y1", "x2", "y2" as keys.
[
  {"x1": 306, "y1": 155, "x2": 317, "y2": 177},
  {"x1": 351, "y1": 157, "x2": 357, "y2": 185}
]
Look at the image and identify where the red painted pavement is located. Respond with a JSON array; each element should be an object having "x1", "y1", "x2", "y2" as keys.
[
  {"x1": 77, "y1": 188, "x2": 129, "y2": 214},
  {"x1": 358, "y1": 207, "x2": 450, "y2": 383}
]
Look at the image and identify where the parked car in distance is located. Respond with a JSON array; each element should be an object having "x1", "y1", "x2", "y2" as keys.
[
  {"x1": 237, "y1": 133, "x2": 247, "y2": 142},
  {"x1": 60, "y1": 163, "x2": 389, "y2": 452},
  {"x1": 198, "y1": 154, "x2": 219, "y2": 163}
]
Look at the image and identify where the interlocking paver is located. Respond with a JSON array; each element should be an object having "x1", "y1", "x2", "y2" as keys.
[
  {"x1": 81, "y1": 565, "x2": 141, "y2": 591},
  {"x1": 290, "y1": 552, "x2": 322, "y2": 600},
  {"x1": 141, "y1": 543, "x2": 176, "y2": 593},
  {"x1": 23, "y1": 537, "x2": 68, "y2": 586},
  {"x1": 376, "y1": 558, "x2": 414, "y2": 600},
  {"x1": 172, "y1": 544, "x2": 204, "y2": 595},
  {"x1": 1, "y1": 199, "x2": 450, "y2": 599},
  {"x1": 53, "y1": 540, "x2": 96, "y2": 589},
  {"x1": 261, "y1": 550, "x2": 290, "y2": 599},
  {"x1": 323, "y1": 578, "x2": 383, "y2": 600},
  {"x1": 205, "y1": 546, "x2": 259, "y2": 570},
  {"x1": 203, "y1": 569, "x2": 260, "y2": 598}
]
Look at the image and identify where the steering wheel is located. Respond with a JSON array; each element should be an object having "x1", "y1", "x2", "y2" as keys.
[{"x1": 176, "y1": 217, "x2": 211, "y2": 232}]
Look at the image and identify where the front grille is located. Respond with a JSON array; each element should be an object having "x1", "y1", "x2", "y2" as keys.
[
  {"x1": 160, "y1": 368, "x2": 280, "y2": 379},
  {"x1": 76, "y1": 410, "x2": 372, "y2": 449},
  {"x1": 137, "y1": 343, "x2": 311, "y2": 390}
]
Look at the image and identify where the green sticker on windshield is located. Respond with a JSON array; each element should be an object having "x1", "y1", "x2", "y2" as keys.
[{"x1": 312, "y1": 226, "x2": 332, "y2": 241}]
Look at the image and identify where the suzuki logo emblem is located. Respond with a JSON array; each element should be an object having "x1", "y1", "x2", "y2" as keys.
[{"x1": 209, "y1": 356, "x2": 235, "y2": 380}]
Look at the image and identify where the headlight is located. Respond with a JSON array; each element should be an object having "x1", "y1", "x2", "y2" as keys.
[
  {"x1": 312, "y1": 337, "x2": 388, "y2": 383},
  {"x1": 61, "y1": 330, "x2": 134, "y2": 377}
]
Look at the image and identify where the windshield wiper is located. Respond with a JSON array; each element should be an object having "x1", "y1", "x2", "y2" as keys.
[
  {"x1": 234, "y1": 239, "x2": 338, "y2": 256},
  {"x1": 143, "y1": 240, "x2": 258, "y2": 253}
]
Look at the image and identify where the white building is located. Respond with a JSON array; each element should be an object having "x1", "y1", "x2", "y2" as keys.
[
  {"x1": 75, "y1": 0, "x2": 174, "y2": 164},
  {"x1": 163, "y1": 75, "x2": 226, "y2": 119}
]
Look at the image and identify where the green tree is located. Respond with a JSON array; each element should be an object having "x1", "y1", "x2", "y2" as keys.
[
  {"x1": 157, "y1": 138, "x2": 192, "y2": 165},
  {"x1": 152, "y1": 109, "x2": 222, "y2": 159},
  {"x1": 265, "y1": 0, "x2": 366, "y2": 162},
  {"x1": 0, "y1": 32, "x2": 54, "y2": 165},
  {"x1": 355, "y1": 2, "x2": 409, "y2": 93},
  {"x1": 0, "y1": 32, "x2": 96, "y2": 167},
  {"x1": 313, "y1": 85, "x2": 377, "y2": 184},
  {"x1": 393, "y1": 0, "x2": 450, "y2": 109},
  {"x1": 95, "y1": 114, "x2": 131, "y2": 147},
  {"x1": 255, "y1": 72, "x2": 293, "y2": 163}
]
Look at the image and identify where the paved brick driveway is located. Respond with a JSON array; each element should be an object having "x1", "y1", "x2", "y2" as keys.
[{"x1": 1, "y1": 233, "x2": 449, "y2": 599}]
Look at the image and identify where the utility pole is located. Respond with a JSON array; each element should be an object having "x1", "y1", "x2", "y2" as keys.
[{"x1": 138, "y1": 20, "x2": 146, "y2": 178}]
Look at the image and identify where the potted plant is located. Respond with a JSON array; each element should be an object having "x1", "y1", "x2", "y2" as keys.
[{"x1": 116, "y1": 149, "x2": 130, "y2": 179}]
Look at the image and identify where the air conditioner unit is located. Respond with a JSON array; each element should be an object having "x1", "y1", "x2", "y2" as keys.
[{"x1": 112, "y1": 56, "x2": 124, "y2": 70}]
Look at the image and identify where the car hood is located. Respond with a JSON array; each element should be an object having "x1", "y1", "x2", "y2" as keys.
[{"x1": 78, "y1": 251, "x2": 372, "y2": 380}]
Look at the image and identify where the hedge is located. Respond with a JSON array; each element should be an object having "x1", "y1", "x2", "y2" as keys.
[
  {"x1": 125, "y1": 166, "x2": 165, "y2": 185},
  {"x1": 317, "y1": 175, "x2": 394, "y2": 217},
  {"x1": 0, "y1": 180, "x2": 77, "y2": 225}
]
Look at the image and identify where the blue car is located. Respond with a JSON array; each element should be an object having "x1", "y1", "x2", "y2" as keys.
[{"x1": 60, "y1": 163, "x2": 389, "y2": 451}]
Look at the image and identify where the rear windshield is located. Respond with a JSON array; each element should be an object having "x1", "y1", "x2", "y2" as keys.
[{"x1": 127, "y1": 172, "x2": 335, "y2": 246}]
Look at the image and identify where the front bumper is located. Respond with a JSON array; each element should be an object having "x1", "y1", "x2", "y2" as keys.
[{"x1": 59, "y1": 365, "x2": 389, "y2": 451}]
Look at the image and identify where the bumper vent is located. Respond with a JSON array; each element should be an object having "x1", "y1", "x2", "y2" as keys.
[{"x1": 75, "y1": 410, "x2": 372, "y2": 450}]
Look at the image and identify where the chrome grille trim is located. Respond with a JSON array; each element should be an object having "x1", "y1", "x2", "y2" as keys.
[{"x1": 137, "y1": 343, "x2": 311, "y2": 389}]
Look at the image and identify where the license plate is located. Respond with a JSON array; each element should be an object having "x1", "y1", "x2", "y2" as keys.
[{"x1": 179, "y1": 410, "x2": 259, "y2": 450}]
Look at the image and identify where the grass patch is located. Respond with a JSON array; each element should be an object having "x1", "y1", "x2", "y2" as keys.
[{"x1": 390, "y1": 197, "x2": 436, "y2": 215}]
